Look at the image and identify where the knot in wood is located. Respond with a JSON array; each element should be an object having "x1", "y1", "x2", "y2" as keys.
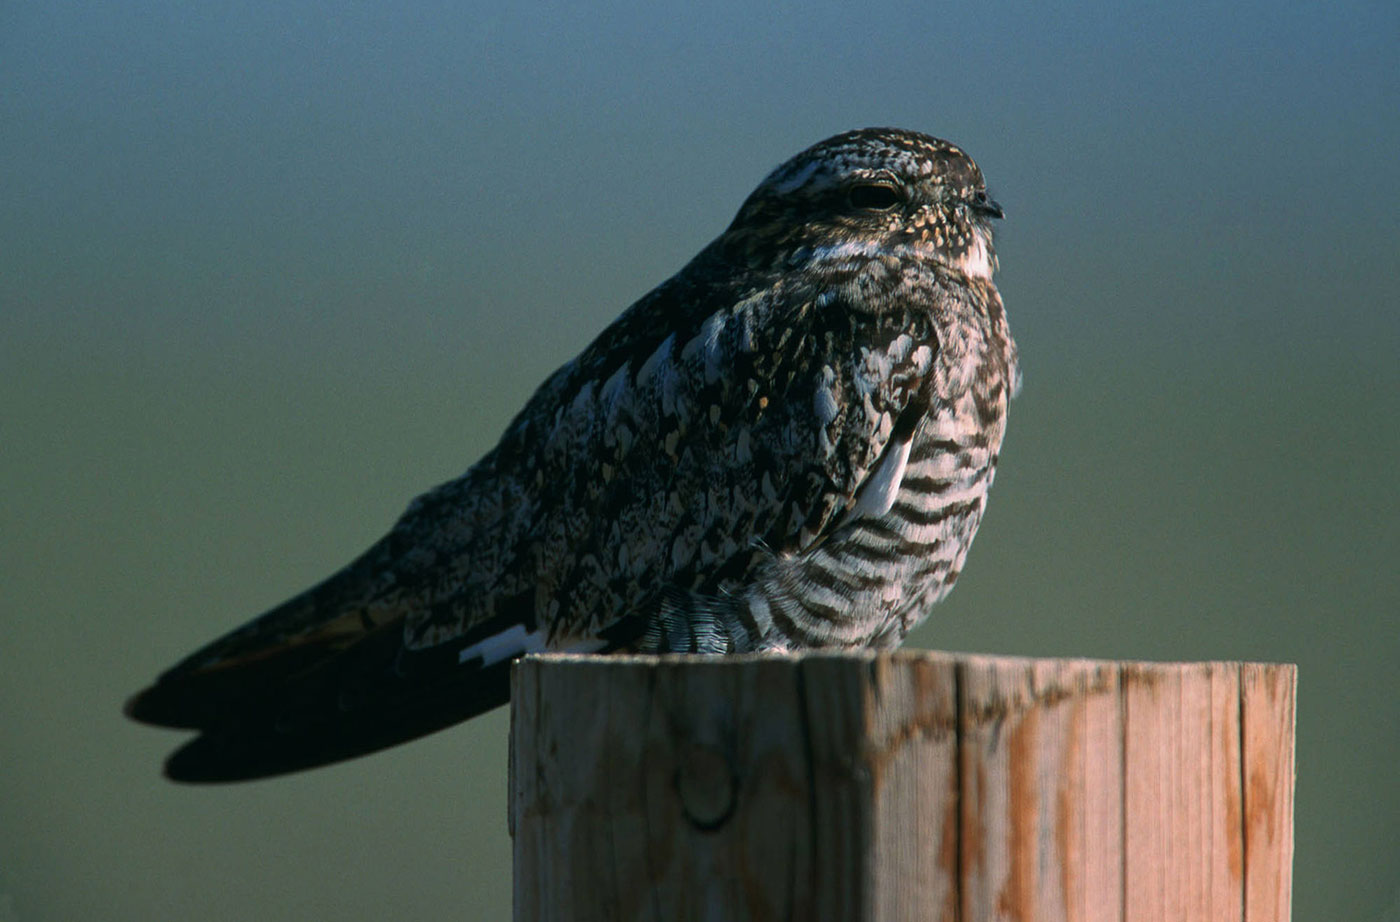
[{"x1": 674, "y1": 741, "x2": 737, "y2": 831}]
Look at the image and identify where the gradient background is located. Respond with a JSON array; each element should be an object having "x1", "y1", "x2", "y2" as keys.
[{"x1": 3, "y1": 1, "x2": 1397, "y2": 919}]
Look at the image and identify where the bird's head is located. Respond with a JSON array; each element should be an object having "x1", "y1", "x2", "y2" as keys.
[{"x1": 723, "y1": 127, "x2": 1002, "y2": 282}]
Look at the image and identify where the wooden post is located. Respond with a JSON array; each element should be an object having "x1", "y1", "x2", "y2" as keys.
[{"x1": 509, "y1": 651, "x2": 1295, "y2": 922}]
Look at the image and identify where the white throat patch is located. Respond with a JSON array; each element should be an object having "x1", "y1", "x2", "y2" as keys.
[{"x1": 956, "y1": 227, "x2": 996, "y2": 282}]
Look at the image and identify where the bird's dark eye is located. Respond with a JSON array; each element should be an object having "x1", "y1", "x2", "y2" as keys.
[{"x1": 848, "y1": 182, "x2": 901, "y2": 211}]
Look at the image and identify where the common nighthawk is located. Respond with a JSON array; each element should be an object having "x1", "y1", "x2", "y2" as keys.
[{"x1": 128, "y1": 127, "x2": 1020, "y2": 781}]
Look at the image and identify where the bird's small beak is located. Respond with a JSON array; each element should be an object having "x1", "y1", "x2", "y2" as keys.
[{"x1": 972, "y1": 196, "x2": 1005, "y2": 220}]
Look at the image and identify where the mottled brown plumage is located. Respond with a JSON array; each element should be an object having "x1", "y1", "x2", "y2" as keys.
[{"x1": 127, "y1": 128, "x2": 1019, "y2": 781}]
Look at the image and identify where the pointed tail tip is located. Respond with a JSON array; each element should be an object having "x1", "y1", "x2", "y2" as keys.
[{"x1": 162, "y1": 737, "x2": 275, "y2": 785}]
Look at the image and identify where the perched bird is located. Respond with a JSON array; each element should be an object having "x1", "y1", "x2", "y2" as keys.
[{"x1": 127, "y1": 127, "x2": 1020, "y2": 782}]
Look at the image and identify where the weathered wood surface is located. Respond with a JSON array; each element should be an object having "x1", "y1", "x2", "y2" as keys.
[{"x1": 509, "y1": 651, "x2": 1295, "y2": 922}]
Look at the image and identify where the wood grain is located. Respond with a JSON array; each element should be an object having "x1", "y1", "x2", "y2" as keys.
[{"x1": 509, "y1": 651, "x2": 1295, "y2": 922}]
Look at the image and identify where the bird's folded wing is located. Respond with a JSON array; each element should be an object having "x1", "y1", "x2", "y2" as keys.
[{"x1": 125, "y1": 270, "x2": 941, "y2": 780}]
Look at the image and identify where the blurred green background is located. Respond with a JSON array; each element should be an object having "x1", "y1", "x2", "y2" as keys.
[{"x1": 3, "y1": 1, "x2": 1397, "y2": 919}]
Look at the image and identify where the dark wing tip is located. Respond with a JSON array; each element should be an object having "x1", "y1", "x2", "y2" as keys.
[
  {"x1": 125, "y1": 683, "x2": 200, "y2": 729},
  {"x1": 136, "y1": 625, "x2": 521, "y2": 783},
  {"x1": 157, "y1": 659, "x2": 513, "y2": 783},
  {"x1": 125, "y1": 639, "x2": 339, "y2": 730}
]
